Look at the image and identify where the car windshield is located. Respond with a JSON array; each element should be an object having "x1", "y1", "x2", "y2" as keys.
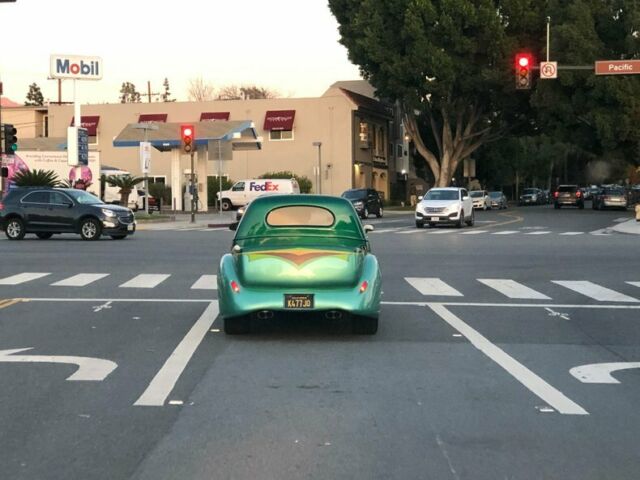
[
  {"x1": 65, "y1": 190, "x2": 104, "y2": 205},
  {"x1": 341, "y1": 190, "x2": 366, "y2": 200},
  {"x1": 489, "y1": 192, "x2": 502, "y2": 198},
  {"x1": 469, "y1": 191, "x2": 483, "y2": 198},
  {"x1": 424, "y1": 190, "x2": 459, "y2": 201},
  {"x1": 523, "y1": 189, "x2": 537, "y2": 195}
]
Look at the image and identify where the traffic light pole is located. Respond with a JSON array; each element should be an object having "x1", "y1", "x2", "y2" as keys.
[{"x1": 190, "y1": 151, "x2": 195, "y2": 224}]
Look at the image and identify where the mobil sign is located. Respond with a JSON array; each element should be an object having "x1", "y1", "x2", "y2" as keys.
[{"x1": 50, "y1": 54, "x2": 103, "y2": 80}]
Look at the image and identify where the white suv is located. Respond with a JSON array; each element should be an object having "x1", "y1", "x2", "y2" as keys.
[{"x1": 415, "y1": 187, "x2": 474, "y2": 228}]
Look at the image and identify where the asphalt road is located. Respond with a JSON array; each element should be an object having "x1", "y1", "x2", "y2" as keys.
[{"x1": 1, "y1": 203, "x2": 639, "y2": 480}]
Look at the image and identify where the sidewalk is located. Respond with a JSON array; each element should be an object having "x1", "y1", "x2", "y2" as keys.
[{"x1": 136, "y1": 211, "x2": 236, "y2": 230}]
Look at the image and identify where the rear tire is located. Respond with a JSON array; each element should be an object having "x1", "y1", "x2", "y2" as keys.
[
  {"x1": 578, "y1": 202, "x2": 584, "y2": 209},
  {"x1": 5, "y1": 218, "x2": 26, "y2": 240},
  {"x1": 361, "y1": 208, "x2": 369, "y2": 219},
  {"x1": 224, "y1": 316, "x2": 250, "y2": 334},
  {"x1": 376, "y1": 207, "x2": 383, "y2": 218},
  {"x1": 221, "y1": 199, "x2": 232, "y2": 211},
  {"x1": 554, "y1": 203, "x2": 560, "y2": 209},
  {"x1": 352, "y1": 315, "x2": 378, "y2": 335},
  {"x1": 36, "y1": 232, "x2": 53, "y2": 240}
]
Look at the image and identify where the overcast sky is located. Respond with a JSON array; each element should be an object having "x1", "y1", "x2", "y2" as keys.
[{"x1": 0, "y1": 0, "x2": 362, "y2": 105}]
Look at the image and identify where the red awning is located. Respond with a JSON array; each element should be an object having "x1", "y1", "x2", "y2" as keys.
[
  {"x1": 200, "y1": 112, "x2": 230, "y2": 121},
  {"x1": 138, "y1": 113, "x2": 168, "y2": 123},
  {"x1": 263, "y1": 110, "x2": 295, "y2": 131},
  {"x1": 70, "y1": 115, "x2": 100, "y2": 136}
]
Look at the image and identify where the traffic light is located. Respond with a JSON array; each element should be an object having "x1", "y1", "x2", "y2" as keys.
[
  {"x1": 2, "y1": 124, "x2": 18, "y2": 154},
  {"x1": 515, "y1": 53, "x2": 533, "y2": 90},
  {"x1": 180, "y1": 125, "x2": 194, "y2": 154}
]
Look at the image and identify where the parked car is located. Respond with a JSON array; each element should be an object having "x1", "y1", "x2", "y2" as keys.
[
  {"x1": 216, "y1": 178, "x2": 301, "y2": 211},
  {"x1": 592, "y1": 186, "x2": 628, "y2": 210},
  {"x1": 553, "y1": 185, "x2": 584, "y2": 209},
  {"x1": 488, "y1": 191, "x2": 508, "y2": 209},
  {"x1": 0, "y1": 187, "x2": 135, "y2": 241},
  {"x1": 219, "y1": 194, "x2": 381, "y2": 334},
  {"x1": 136, "y1": 189, "x2": 159, "y2": 212},
  {"x1": 519, "y1": 188, "x2": 544, "y2": 206},
  {"x1": 341, "y1": 188, "x2": 383, "y2": 219},
  {"x1": 415, "y1": 187, "x2": 474, "y2": 228},
  {"x1": 469, "y1": 190, "x2": 491, "y2": 210}
]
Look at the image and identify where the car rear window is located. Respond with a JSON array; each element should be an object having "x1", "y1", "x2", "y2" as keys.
[
  {"x1": 266, "y1": 206, "x2": 335, "y2": 227},
  {"x1": 470, "y1": 191, "x2": 483, "y2": 198},
  {"x1": 558, "y1": 186, "x2": 577, "y2": 192},
  {"x1": 604, "y1": 188, "x2": 624, "y2": 195}
]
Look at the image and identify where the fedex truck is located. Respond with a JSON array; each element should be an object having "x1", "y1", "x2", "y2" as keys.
[{"x1": 216, "y1": 178, "x2": 300, "y2": 210}]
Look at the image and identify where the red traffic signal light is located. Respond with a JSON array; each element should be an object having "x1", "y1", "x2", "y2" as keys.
[
  {"x1": 180, "y1": 124, "x2": 195, "y2": 154},
  {"x1": 515, "y1": 53, "x2": 533, "y2": 90}
]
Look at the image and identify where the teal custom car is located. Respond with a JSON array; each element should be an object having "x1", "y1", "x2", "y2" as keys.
[{"x1": 218, "y1": 194, "x2": 381, "y2": 334}]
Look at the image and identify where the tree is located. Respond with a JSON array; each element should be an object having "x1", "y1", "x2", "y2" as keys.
[
  {"x1": 216, "y1": 85, "x2": 279, "y2": 100},
  {"x1": 258, "y1": 171, "x2": 312, "y2": 193},
  {"x1": 25, "y1": 83, "x2": 44, "y2": 106},
  {"x1": 330, "y1": 1, "x2": 640, "y2": 187},
  {"x1": 119, "y1": 82, "x2": 141, "y2": 103},
  {"x1": 161, "y1": 77, "x2": 174, "y2": 102},
  {"x1": 188, "y1": 77, "x2": 215, "y2": 102},
  {"x1": 207, "y1": 176, "x2": 234, "y2": 206},
  {"x1": 12, "y1": 169, "x2": 59, "y2": 187},
  {"x1": 106, "y1": 175, "x2": 144, "y2": 206}
]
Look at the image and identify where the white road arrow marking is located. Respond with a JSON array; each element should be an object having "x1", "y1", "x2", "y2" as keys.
[
  {"x1": 570, "y1": 362, "x2": 640, "y2": 384},
  {"x1": 0, "y1": 348, "x2": 117, "y2": 381}
]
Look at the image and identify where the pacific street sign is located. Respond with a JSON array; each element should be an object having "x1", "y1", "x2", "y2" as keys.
[{"x1": 595, "y1": 60, "x2": 640, "y2": 75}]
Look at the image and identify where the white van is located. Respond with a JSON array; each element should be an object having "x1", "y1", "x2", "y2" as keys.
[
  {"x1": 217, "y1": 178, "x2": 300, "y2": 210},
  {"x1": 101, "y1": 167, "x2": 141, "y2": 210}
]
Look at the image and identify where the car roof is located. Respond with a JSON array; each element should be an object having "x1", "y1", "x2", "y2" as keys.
[{"x1": 429, "y1": 187, "x2": 462, "y2": 191}]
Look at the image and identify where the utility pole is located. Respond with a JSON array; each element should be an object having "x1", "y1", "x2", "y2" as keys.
[{"x1": 143, "y1": 81, "x2": 161, "y2": 103}]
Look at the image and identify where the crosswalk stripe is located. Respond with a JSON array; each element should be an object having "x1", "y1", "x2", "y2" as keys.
[
  {"x1": 589, "y1": 229, "x2": 611, "y2": 236},
  {"x1": 190, "y1": 275, "x2": 218, "y2": 290},
  {"x1": 397, "y1": 229, "x2": 427, "y2": 234},
  {"x1": 0, "y1": 273, "x2": 50, "y2": 285},
  {"x1": 459, "y1": 230, "x2": 488, "y2": 235},
  {"x1": 492, "y1": 231, "x2": 519, "y2": 235},
  {"x1": 405, "y1": 277, "x2": 463, "y2": 296},
  {"x1": 552, "y1": 281, "x2": 639, "y2": 303},
  {"x1": 525, "y1": 231, "x2": 551, "y2": 235},
  {"x1": 52, "y1": 273, "x2": 110, "y2": 287},
  {"x1": 425, "y1": 229, "x2": 456, "y2": 234},
  {"x1": 372, "y1": 227, "x2": 404, "y2": 233},
  {"x1": 120, "y1": 274, "x2": 171, "y2": 289},
  {"x1": 627, "y1": 282, "x2": 640, "y2": 288},
  {"x1": 478, "y1": 279, "x2": 551, "y2": 300},
  {"x1": 559, "y1": 232, "x2": 584, "y2": 236}
]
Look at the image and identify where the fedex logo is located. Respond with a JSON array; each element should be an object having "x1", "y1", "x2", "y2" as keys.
[
  {"x1": 50, "y1": 54, "x2": 103, "y2": 80},
  {"x1": 249, "y1": 181, "x2": 279, "y2": 192}
]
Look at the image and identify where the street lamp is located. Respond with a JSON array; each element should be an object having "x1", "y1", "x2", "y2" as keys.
[
  {"x1": 312, "y1": 141, "x2": 322, "y2": 194},
  {"x1": 133, "y1": 122, "x2": 159, "y2": 215}
]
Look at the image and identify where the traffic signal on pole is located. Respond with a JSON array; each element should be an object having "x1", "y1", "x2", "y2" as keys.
[
  {"x1": 180, "y1": 125, "x2": 194, "y2": 154},
  {"x1": 2, "y1": 124, "x2": 18, "y2": 154},
  {"x1": 515, "y1": 53, "x2": 533, "y2": 90}
]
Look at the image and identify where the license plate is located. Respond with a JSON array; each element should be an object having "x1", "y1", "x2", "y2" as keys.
[
  {"x1": 430, "y1": 217, "x2": 439, "y2": 221},
  {"x1": 127, "y1": 224, "x2": 134, "y2": 231},
  {"x1": 284, "y1": 294, "x2": 314, "y2": 309}
]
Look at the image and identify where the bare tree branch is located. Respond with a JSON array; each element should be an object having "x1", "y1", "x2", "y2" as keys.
[{"x1": 188, "y1": 77, "x2": 215, "y2": 102}]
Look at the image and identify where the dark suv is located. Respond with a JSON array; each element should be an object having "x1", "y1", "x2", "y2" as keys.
[
  {"x1": 0, "y1": 187, "x2": 136, "y2": 240},
  {"x1": 553, "y1": 185, "x2": 584, "y2": 209},
  {"x1": 341, "y1": 188, "x2": 383, "y2": 219}
]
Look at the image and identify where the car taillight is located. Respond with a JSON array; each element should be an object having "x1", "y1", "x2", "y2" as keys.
[
  {"x1": 230, "y1": 280, "x2": 240, "y2": 293},
  {"x1": 576, "y1": 190, "x2": 582, "y2": 198},
  {"x1": 554, "y1": 191, "x2": 559, "y2": 198},
  {"x1": 0, "y1": 202, "x2": 4, "y2": 211},
  {"x1": 359, "y1": 281, "x2": 369, "y2": 293}
]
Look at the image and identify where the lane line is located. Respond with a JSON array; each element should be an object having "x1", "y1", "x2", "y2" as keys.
[
  {"x1": 428, "y1": 303, "x2": 588, "y2": 415},
  {"x1": 120, "y1": 274, "x2": 171, "y2": 289},
  {"x1": 52, "y1": 273, "x2": 110, "y2": 287},
  {"x1": 492, "y1": 230, "x2": 519, "y2": 235},
  {"x1": 405, "y1": 277, "x2": 463, "y2": 297},
  {"x1": 525, "y1": 231, "x2": 551, "y2": 235},
  {"x1": 134, "y1": 301, "x2": 218, "y2": 407},
  {"x1": 0, "y1": 273, "x2": 50, "y2": 285},
  {"x1": 478, "y1": 279, "x2": 551, "y2": 300},
  {"x1": 190, "y1": 275, "x2": 218, "y2": 290},
  {"x1": 371, "y1": 227, "x2": 405, "y2": 233},
  {"x1": 552, "y1": 281, "x2": 639, "y2": 303},
  {"x1": 28, "y1": 298, "x2": 212, "y2": 303},
  {"x1": 396, "y1": 228, "x2": 427, "y2": 235},
  {"x1": 381, "y1": 301, "x2": 640, "y2": 309},
  {"x1": 559, "y1": 232, "x2": 584, "y2": 236},
  {"x1": 459, "y1": 230, "x2": 488, "y2": 235}
]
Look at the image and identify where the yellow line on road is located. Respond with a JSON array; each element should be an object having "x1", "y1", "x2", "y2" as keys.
[
  {"x1": 0, "y1": 299, "x2": 24, "y2": 310},
  {"x1": 483, "y1": 212, "x2": 523, "y2": 229}
]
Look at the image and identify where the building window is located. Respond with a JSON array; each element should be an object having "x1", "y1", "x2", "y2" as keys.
[
  {"x1": 149, "y1": 176, "x2": 166, "y2": 184},
  {"x1": 269, "y1": 130, "x2": 294, "y2": 141},
  {"x1": 359, "y1": 122, "x2": 369, "y2": 147}
]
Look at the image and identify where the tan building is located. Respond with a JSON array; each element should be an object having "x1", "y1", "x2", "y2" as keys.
[{"x1": 2, "y1": 81, "x2": 401, "y2": 210}]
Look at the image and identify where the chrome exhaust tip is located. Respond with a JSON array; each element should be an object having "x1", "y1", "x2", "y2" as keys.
[
  {"x1": 256, "y1": 310, "x2": 274, "y2": 320},
  {"x1": 325, "y1": 310, "x2": 343, "y2": 320}
]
